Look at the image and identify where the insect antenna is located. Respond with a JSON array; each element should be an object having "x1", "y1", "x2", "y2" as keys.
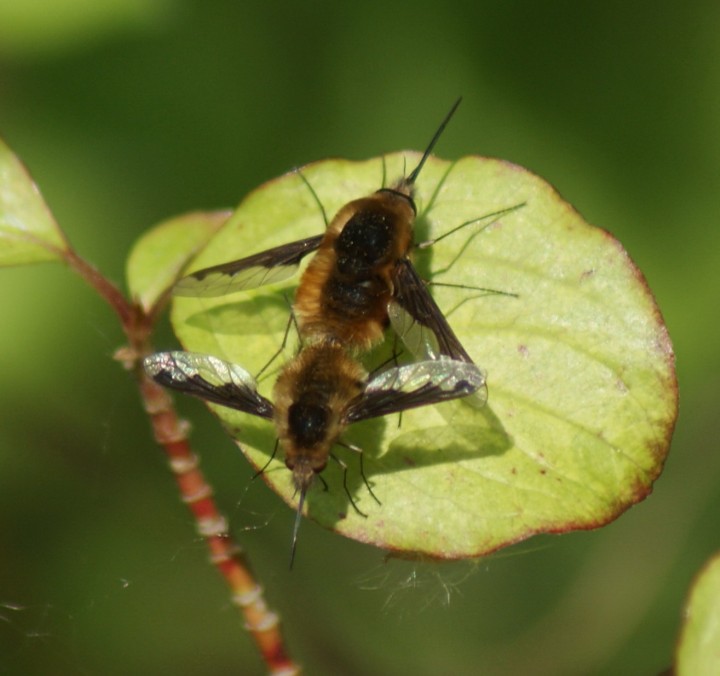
[{"x1": 403, "y1": 97, "x2": 463, "y2": 188}]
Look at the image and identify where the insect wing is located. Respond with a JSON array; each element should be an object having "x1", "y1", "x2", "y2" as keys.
[
  {"x1": 389, "y1": 258, "x2": 473, "y2": 363},
  {"x1": 344, "y1": 359, "x2": 486, "y2": 424},
  {"x1": 173, "y1": 234, "x2": 324, "y2": 297},
  {"x1": 144, "y1": 351, "x2": 275, "y2": 419}
]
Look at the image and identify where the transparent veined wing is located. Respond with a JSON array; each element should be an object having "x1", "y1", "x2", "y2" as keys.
[
  {"x1": 344, "y1": 359, "x2": 486, "y2": 423},
  {"x1": 389, "y1": 258, "x2": 473, "y2": 363},
  {"x1": 143, "y1": 351, "x2": 275, "y2": 419},
  {"x1": 173, "y1": 234, "x2": 324, "y2": 297}
]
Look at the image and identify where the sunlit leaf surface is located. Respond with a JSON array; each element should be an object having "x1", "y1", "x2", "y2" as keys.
[
  {"x1": 168, "y1": 154, "x2": 678, "y2": 558},
  {"x1": 0, "y1": 138, "x2": 68, "y2": 265},
  {"x1": 126, "y1": 210, "x2": 230, "y2": 313},
  {"x1": 677, "y1": 552, "x2": 720, "y2": 675}
]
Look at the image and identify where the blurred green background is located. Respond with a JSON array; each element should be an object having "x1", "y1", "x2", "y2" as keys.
[{"x1": 0, "y1": 2, "x2": 716, "y2": 674}]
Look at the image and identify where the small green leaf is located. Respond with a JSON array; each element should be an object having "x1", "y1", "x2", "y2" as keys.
[
  {"x1": 0, "y1": 137, "x2": 68, "y2": 265},
  {"x1": 126, "y1": 210, "x2": 230, "y2": 313},
  {"x1": 677, "y1": 553, "x2": 720, "y2": 675},
  {"x1": 169, "y1": 154, "x2": 677, "y2": 558}
]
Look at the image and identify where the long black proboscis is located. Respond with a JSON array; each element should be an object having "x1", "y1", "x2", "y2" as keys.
[
  {"x1": 405, "y1": 97, "x2": 462, "y2": 186},
  {"x1": 289, "y1": 486, "x2": 308, "y2": 569}
]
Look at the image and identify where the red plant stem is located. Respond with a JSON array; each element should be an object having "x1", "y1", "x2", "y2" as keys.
[
  {"x1": 139, "y1": 372, "x2": 300, "y2": 675},
  {"x1": 63, "y1": 247, "x2": 135, "y2": 325},
  {"x1": 60, "y1": 240, "x2": 299, "y2": 672}
]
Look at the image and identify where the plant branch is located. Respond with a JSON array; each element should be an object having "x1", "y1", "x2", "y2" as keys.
[
  {"x1": 137, "y1": 371, "x2": 300, "y2": 675},
  {"x1": 64, "y1": 240, "x2": 300, "y2": 674},
  {"x1": 62, "y1": 247, "x2": 134, "y2": 326}
]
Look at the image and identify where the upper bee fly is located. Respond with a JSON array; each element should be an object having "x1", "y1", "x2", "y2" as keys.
[{"x1": 173, "y1": 98, "x2": 521, "y2": 364}]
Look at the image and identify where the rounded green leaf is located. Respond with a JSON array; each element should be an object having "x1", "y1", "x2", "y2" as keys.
[
  {"x1": 0, "y1": 138, "x2": 69, "y2": 265},
  {"x1": 126, "y1": 210, "x2": 231, "y2": 313},
  {"x1": 170, "y1": 154, "x2": 677, "y2": 558},
  {"x1": 677, "y1": 553, "x2": 720, "y2": 675}
]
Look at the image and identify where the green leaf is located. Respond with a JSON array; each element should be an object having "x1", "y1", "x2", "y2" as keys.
[
  {"x1": 126, "y1": 210, "x2": 230, "y2": 313},
  {"x1": 677, "y1": 553, "x2": 720, "y2": 675},
  {"x1": 0, "y1": 137, "x2": 68, "y2": 265},
  {"x1": 169, "y1": 154, "x2": 678, "y2": 558}
]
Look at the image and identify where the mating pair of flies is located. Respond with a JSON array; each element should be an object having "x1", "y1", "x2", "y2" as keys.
[{"x1": 144, "y1": 99, "x2": 522, "y2": 563}]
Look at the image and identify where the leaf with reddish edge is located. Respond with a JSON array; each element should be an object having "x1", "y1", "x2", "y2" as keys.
[{"x1": 166, "y1": 154, "x2": 678, "y2": 559}]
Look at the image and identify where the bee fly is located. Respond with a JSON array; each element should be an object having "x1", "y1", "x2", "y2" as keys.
[
  {"x1": 173, "y1": 98, "x2": 522, "y2": 365},
  {"x1": 157, "y1": 100, "x2": 515, "y2": 563},
  {"x1": 144, "y1": 343, "x2": 485, "y2": 565}
]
